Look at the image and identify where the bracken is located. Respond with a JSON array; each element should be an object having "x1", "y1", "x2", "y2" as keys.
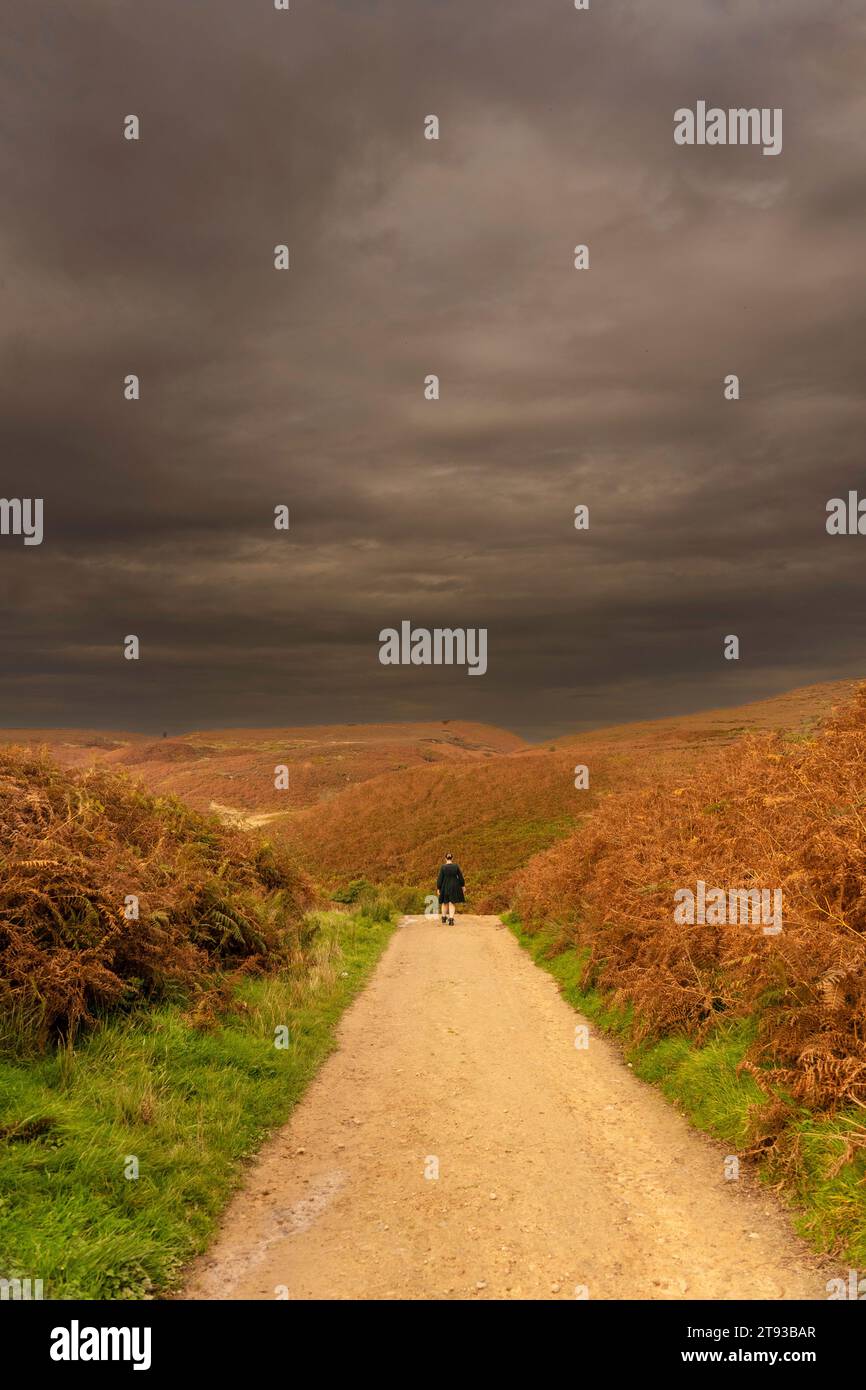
[
  {"x1": 0, "y1": 749, "x2": 313, "y2": 1050},
  {"x1": 512, "y1": 685, "x2": 866, "y2": 1127}
]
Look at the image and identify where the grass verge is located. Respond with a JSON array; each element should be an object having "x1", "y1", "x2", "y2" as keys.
[
  {"x1": 0, "y1": 904, "x2": 399, "y2": 1299},
  {"x1": 503, "y1": 912, "x2": 866, "y2": 1270}
]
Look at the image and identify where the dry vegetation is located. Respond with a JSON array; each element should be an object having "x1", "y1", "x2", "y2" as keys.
[
  {"x1": 286, "y1": 747, "x2": 592, "y2": 902},
  {"x1": 6, "y1": 684, "x2": 852, "y2": 901},
  {"x1": 4, "y1": 681, "x2": 865, "y2": 1271},
  {"x1": 512, "y1": 684, "x2": 866, "y2": 1137},
  {"x1": 5, "y1": 680, "x2": 865, "y2": 1088},
  {"x1": 274, "y1": 681, "x2": 860, "y2": 904},
  {"x1": 4, "y1": 680, "x2": 866, "y2": 1265},
  {"x1": 0, "y1": 749, "x2": 313, "y2": 1051},
  {"x1": 0, "y1": 721, "x2": 525, "y2": 818}
]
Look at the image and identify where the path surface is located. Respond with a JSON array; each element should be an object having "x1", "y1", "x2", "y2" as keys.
[{"x1": 184, "y1": 915, "x2": 829, "y2": 1301}]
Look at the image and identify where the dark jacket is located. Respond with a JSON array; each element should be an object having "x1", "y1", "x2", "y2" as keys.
[{"x1": 436, "y1": 861, "x2": 465, "y2": 903}]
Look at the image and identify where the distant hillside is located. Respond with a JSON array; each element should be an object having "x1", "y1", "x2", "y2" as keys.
[
  {"x1": 285, "y1": 747, "x2": 593, "y2": 904},
  {"x1": 1, "y1": 680, "x2": 860, "y2": 904},
  {"x1": 547, "y1": 679, "x2": 862, "y2": 762},
  {"x1": 0, "y1": 721, "x2": 526, "y2": 824},
  {"x1": 278, "y1": 679, "x2": 864, "y2": 901}
]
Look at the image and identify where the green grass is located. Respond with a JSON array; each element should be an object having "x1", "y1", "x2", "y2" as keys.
[
  {"x1": 504, "y1": 912, "x2": 866, "y2": 1266},
  {"x1": 0, "y1": 905, "x2": 399, "y2": 1299}
]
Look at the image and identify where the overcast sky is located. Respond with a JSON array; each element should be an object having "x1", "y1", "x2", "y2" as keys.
[{"x1": 1, "y1": 0, "x2": 865, "y2": 739}]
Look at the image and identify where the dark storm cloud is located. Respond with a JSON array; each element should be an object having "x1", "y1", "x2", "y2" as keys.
[{"x1": 1, "y1": 0, "x2": 865, "y2": 735}]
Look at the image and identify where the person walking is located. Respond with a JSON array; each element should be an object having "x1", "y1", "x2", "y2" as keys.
[{"x1": 436, "y1": 852, "x2": 465, "y2": 925}]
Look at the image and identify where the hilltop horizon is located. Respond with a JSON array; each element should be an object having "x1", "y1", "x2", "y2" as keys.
[{"x1": 1, "y1": 672, "x2": 862, "y2": 746}]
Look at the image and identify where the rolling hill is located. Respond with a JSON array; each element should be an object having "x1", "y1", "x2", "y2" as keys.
[
  {"x1": 282, "y1": 679, "x2": 863, "y2": 899},
  {"x1": 2, "y1": 678, "x2": 858, "y2": 905},
  {"x1": 0, "y1": 721, "x2": 525, "y2": 824}
]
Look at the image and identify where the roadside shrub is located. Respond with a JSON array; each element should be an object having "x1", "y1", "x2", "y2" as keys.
[
  {"x1": 0, "y1": 749, "x2": 314, "y2": 1051},
  {"x1": 331, "y1": 877, "x2": 374, "y2": 905},
  {"x1": 512, "y1": 686, "x2": 866, "y2": 1131}
]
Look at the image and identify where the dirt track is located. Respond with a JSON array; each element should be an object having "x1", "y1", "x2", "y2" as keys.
[{"x1": 184, "y1": 914, "x2": 829, "y2": 1301}]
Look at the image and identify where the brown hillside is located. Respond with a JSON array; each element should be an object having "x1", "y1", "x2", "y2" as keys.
[
  {"x1": 278, "y1": 680, "x2": 863, "y2": 900},
  {"x1": 284, "y1": 747, "x2": 595, "y2": 902},
  {"x1": 0, "y1": 721, "x2": 525, "y2": 820},
  {"x1": 1, "y1": 680, "x2": 860, "y2": 907},
  {"x1": 546, "y1": 679, "x2": 862, "y2": 775},
  {"x1": 512, "y1": 682, "x2": 866, "y2": 1129}
]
